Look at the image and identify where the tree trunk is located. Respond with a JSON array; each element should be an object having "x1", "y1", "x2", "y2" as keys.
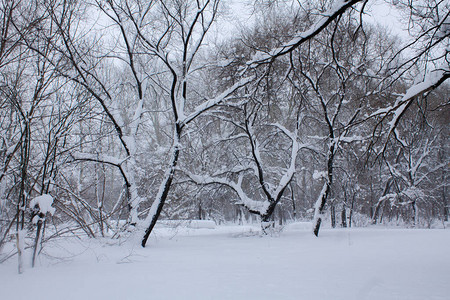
[
  {"x1": 443, "y1": 174, "x2": 448, "y2": 222},
  {"x1": 278, "y1": 206, "x2": 283, "y2": 226},
  {"x1": 349, "y1": 193, "x2": 355, "y2": 228},
  {"x1": 198, "y1": 201, "x2": 203, "y2": 220},
  {"x1": 330, "y1": 203, "x2": 336, "y2": 228},
  {"x1": 141, "y1": 140, "x2": 180, "y2": 247},
  {"x1": 412, "y1": 201, "x2": 419, "y2": 227},
  {"x1": 372, "y1": 178, "x2": 393, "y2": 224},
  {"x1": 32, "y1": 218, "x2": 43, "y2": 268},
  {"x1": 237, "y1": 206, "x2": 243, "y2": 225},
  {"x1": 312, "y1": 141, "x2": 334, "y2": 237},
  {"x1": 341, "y1": 207, "x2": 347, "y2": 228},
  {"x1": 290, "y1": 183, "x2": 296, "y2": 220},
  {"x1": 16, "y1": 231, "x2": 23, "y2": 274},
  {"x1": 16, "y1": 123, "x2": 30, "y2": 273},
  {"x1": 341, "y1": 187, "x2": 348, "y2": 228},
  {"x1": 313, "y1": 181, "x2": 332, "y2": 236},
  {"x1": 261, "y1": 202, "x2": 278, "y2": 234},
  {"x1": 372, "y1": 201, "x2": 382, "y2": 225}
]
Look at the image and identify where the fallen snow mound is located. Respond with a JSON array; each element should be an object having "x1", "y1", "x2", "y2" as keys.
[{"x1": 29, "y1": 194, "x2": 55, "y2": 215}]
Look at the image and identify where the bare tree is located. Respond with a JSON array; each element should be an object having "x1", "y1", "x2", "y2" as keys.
[
  {"x1": 186, "y1": 102, "x2": 306, "y2": 232},
  {"x1": 131, "y1": 0, "x2": 253, "y2": 246}
]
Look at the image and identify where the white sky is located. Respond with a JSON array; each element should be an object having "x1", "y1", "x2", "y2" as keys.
[
  {"x1": 219, "y1": 0, "x2": 410, "y2": 42},
  {"x1": 364, "y1": 0, "x2": 409, "y2": 39}
]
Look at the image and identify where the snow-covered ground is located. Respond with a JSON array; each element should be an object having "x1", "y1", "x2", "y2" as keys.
[{"x1": 1, "y1": 224, "x2": 449, "y2": 300}]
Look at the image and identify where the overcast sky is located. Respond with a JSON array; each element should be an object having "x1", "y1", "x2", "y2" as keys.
[{"x1": 220, "y1": 0, "x2": 409, "y2": 41}]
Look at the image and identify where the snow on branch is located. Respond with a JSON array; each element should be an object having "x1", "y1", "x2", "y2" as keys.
[
  {"x1": 180, "y1": 76, "x2": 254, "y2": 127},
  {"x1": 271, "y1": 123, "x2": 301, "y2": 197},
  {"x1": 211, "y1": 164, "x2": 254, "y2": 177},
  {"x1": 369, "y1": 69, "x2": 449, "y2": 120},
  {"x1": 71, "y1": 151, "x2": 132, "y2": 190},
  {"x1": 379, "y1": 187, "x2": 425, "y2": 207},
  {"x1": 402, "y1": 70, "x2": 449, "y2": 101},
  {"x1": 129, "y1": 99, "x2": 144, "y2": 139},
  {"x1": 72, "y1": 151, "x2": 127, "y2": 167},
  {"x1": 386, "y1": 69, "x2": 450, "y2": 134},
  {"x1": 416, "y1": 161, "x2": 448, "y2": 186},
  {"x1": 409, "y1": 140, "x2": 430, "y2": 179},
  {"x1": 333, "y1": 135, "x2": 367, "y2": 144},
  {"x1": 386, "y1": 161, "x2": 410, "y2": 185},
  {"x1": 248, "y1": 0, "x2": 363, "y2": 66},
  {"x1": 366, "y1": 68, "x2": 449, "y2": 153},
  {"x1": 185, "y1": 122, "x2": 305, "y2": 216},
  {"x1": 272, "y1": 123, "x2": 296, "y2": 141},
  {"x1": 185, "y1": 171, "x2": 270, "y2": 215},
  {"x1": 29, "y1": 194, "x2": 55, "y2": 217}
]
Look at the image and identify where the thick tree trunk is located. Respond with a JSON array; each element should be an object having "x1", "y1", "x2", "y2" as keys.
[
  {"x1": 32, "y1": 218, "x2": 43, "y2": 268},
  {"x1": 126, "y1": 160, "x2": 141, "y2": 225},
  {"x1": 312, "y1": 141, "x2": 334, "y2": 237},
  {"x1": 341, "y1": 207, "x2": 347, "y2": 228},
  {"x1": 313, "y1": 181, "x2": 331, "y2": 237},
  {"x1": 141, "y1": 141, "x2": 180, "y2": 247},
  {"x1": 260, "y1": 202, "x2": 278, "y2": 233},
  {"x1": 278, "y1": 206, "x2": 283, "y2": 226},
  {"x1": 198, "y1": 201, "x2": 203, "y2": 220},
  {"x1": 290, "y1": 183, "x2": 296, "y2": 220},
  {"x1": 372, "y1": 201, "x2": 382, "y2": 225}
]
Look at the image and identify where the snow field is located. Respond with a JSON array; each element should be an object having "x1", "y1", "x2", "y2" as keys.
[{"x1": 0, "y1": 225, "x2": 449, "y2": 300}]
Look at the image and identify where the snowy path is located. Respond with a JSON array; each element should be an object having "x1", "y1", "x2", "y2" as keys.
[{"x1": 1, "y1": 226, "x2": 449, "y2": 300}]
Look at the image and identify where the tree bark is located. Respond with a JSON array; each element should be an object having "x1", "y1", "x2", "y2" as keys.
[
  {"x1": 443, "y1": 169, "x2": 448, "y2": 222},
  {"x1": 290, "y1": 183, "x2": 296, "y2": 220},
  {"x1": 32, "y1": 218, "x2": 43, "y2": 268},
  {"x1": 141, "y1": 137, "x2": 180, "y2": 247},
  {"x1": 341, "y1": 207, "x2": 347, "y2": 228},
  {"x1": 313, "y1": 143, "x2": 334, "y2": 236},
  {"x1": 330, "y1": 203, "x2": 336, "y2": 228},
  {"x1": 349, "y1": 193, "x2": 354, "y2": 228}
]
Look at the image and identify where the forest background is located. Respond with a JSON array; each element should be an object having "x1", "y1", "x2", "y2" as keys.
[{"x1": 0, "y1": 0, "x2": 448, "y2": 269}]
